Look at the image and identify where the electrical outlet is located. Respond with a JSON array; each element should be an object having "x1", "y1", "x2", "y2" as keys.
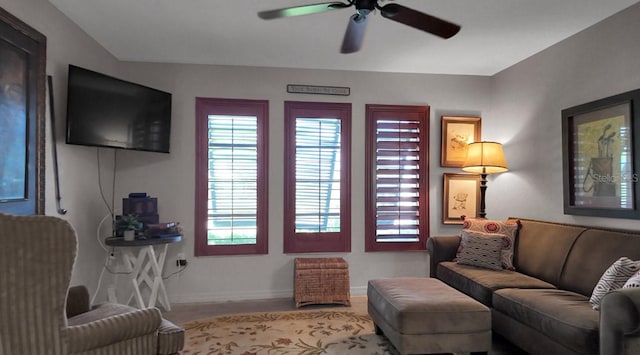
[{"x1": 176, "y1": 253, "x2": 187, "y2": 267}]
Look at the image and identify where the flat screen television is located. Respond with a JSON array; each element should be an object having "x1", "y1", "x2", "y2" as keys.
[{"x1": 65, "y1": 65, "x2": 172, "y2": 153}]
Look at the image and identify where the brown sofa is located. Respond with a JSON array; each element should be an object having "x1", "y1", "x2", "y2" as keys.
[{"x1": 427, "y1": 218, "x2": 640, "y2": 355}]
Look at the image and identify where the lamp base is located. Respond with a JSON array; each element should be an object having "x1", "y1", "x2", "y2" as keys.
[{"x1": 479, "y1": 173, "x2": 487, "y2": 219}]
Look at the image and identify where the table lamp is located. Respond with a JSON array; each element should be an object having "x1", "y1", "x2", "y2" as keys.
[{"x1": 462, "y1": 141, "x2": 508, "y2": 218}]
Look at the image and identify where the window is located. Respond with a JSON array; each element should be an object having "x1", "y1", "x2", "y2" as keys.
[
  {"x1": 365, "y1": 104, "x2": 429, "y2": 252},
  {"x1": 283, "y1": 101, "x2": 351, "y2": 253},
  {"x1": 195, "y1": 98, "x2": 268, "y2": 256}
]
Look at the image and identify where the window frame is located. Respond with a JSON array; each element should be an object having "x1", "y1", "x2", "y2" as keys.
[
  {"x1": 283, "y1": 101, "x2": 352, "y2": 253},
  {"x1": 194, "y1": 98, "x2": 269, "y2": 256},
  {"x1": 364, "y1": 104, "x2": 430, "y2": 252}
]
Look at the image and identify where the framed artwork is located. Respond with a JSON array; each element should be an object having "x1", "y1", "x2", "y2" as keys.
[
  {"x1": 443, "y1": 173, "x2": 481, "y2": 224},
  {"x1": 562, "y1": 88, "x2": 640, "y2": 219},
  {"x1": 441, "y1": 116, "x2": 481, "y2": 167},
  {"x1": 0, "y1": 8, "x2": 46, "y2": 215}
]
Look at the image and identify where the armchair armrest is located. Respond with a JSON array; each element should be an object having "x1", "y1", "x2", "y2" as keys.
[
  {"x1": 66, "y1": 285, "x2": 90, "y2": 318},
  {"x1": 426, "y1": 235, "x2": 461, "y2": 278},
  {"x1": 64, "y1": 307, "x2": 162, "y2": 353},
  {"x1": 600, "y1": 287, "x2": 640, "y2": 355}
]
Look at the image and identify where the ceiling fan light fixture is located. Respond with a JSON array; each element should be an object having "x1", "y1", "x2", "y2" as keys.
[
  {"x1": 341, "y1": 14, "x2": 368, "y2": 53},
  {"x1": 355, "y1": 9, "x2": 371, "y2": 22}
]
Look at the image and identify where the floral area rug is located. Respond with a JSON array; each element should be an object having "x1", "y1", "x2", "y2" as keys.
[{"x1": 181, "y1": 309, "x2": 398, "y2": 355}]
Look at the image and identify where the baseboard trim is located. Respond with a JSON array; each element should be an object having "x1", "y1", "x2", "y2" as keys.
[{"x1": 170, "y1": 285, "x2": 368, "y2": 304}]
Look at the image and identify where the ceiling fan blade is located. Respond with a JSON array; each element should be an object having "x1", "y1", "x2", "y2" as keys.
[
  {"x1": 380, "y1": 4, "x2": 460, "y2": 39},
  {"x1": 341, "y1": 14, "x2": 368, "y2": 53},
  {"x1": 258, "y1": 2, "x2": 351, "y2": 20}
]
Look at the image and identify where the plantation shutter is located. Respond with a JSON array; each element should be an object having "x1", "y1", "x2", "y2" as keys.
[
  {"x1": 283, "y1": 101, "x2": 351, "y2": 254},
  {"x1": 374, "y1": 119, "x2": 422, "y2": 242},
  {"x1": 208, "y1": 115, "x2": 258, "y2": 245},
  {"x1": 295, "y1": 118, "x2": 341, "y2": 233}
]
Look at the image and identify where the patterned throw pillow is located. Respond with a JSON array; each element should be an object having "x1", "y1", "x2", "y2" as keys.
[
  {"x1": 460, "y1": 217, "x2": 520, "y2": 270},
  {"x1": 590, "y1": 257, "x2": 640, "y2": 310},
  {"x1": 456, "y1": 231, "x2": 504, "y2": 271},
  {"x1": 623, "y1": 270, "x2": 640, "y2": 289}
]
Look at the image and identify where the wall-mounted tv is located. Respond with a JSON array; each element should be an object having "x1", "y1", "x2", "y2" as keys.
[{"x1": 65, "y1": 65, "x2": 172, "y2": 153}]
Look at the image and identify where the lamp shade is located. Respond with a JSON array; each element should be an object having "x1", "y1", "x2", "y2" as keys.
[{"x1": 462, "y1": 141, "x2": 508, "y2": 174}]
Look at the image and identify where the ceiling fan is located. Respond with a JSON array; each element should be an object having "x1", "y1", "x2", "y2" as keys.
[{"x1": 258, "y1": 0, "x2": 461, "y2": 54}]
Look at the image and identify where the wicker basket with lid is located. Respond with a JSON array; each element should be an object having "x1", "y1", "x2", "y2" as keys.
[{"x1": 294, "y1": 257, "x2": 351, "y2": 308}]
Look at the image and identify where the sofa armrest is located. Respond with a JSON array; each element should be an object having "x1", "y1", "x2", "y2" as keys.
[
  {"x1": 600, "y1": 287, "x2": 640, "y2": 355},
  {"x1": 64, "y1": 307, "x2": 162, "y2": 353},
  {"x1": 426, "y1": 235, "x2": 461, "y2": 278},
  {"x1": 66, "y1": 285, "x2": 91, "y2": 318}
]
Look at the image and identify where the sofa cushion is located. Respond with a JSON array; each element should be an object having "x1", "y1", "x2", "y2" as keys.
[
  {"x1": 559, "y1": 228, "x2": 640, "y2": 296},
  {"x1": 462, "y1": 218, "x2": 519, "y2": 270},
  {"x1": 493, "y1": 288, "x2": 599, "y2": 355},
  {"x1": 457, "y1": 231, "x2": 504, "y2": 270},
  {"x1": 589, "y1": 257, "x2": 640, "y2": 309},
  {"x1": 437, "y1": 261, "x2": 556, "y2": 306},
  {"x1": 67, "y1": 302, "x2": 140, "y2": 326},
  {"x1": 513, "y1": 219, "x2": 585, "y2": 286}
]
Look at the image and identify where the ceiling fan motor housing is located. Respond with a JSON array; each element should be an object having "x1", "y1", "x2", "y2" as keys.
[
  {"x1": 355, "y1": 0, "x2": 377, "y2": 11},
  {"x1": 354, "y1": 0, "x2": 377, "y2": 20},
  {"x1": 258, "y1": 0, "x2": 461, "y2": 53}
]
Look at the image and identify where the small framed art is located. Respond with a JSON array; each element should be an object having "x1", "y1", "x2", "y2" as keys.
[
  {"x1": 443, "y1": 173, "x2": 481, "y2": 224},
  {"x1": 441, "y1": 116, "x2": 481, "y2": 167}
]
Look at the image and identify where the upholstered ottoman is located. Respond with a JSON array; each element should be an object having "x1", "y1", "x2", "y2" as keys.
[
  {"x1": 294, "y1": 257, "x2": 351, "y2": 308},
  {"x1": 157, "y1": 318, "x2": 185, "y2": 355},
  {"x1": 367, "y1": 277, "x2": 491, "y2": 355}
]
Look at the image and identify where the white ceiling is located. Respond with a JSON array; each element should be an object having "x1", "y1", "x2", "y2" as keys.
[{"x1": 49, "y1": 0, "x2": 640, "y2": 76}]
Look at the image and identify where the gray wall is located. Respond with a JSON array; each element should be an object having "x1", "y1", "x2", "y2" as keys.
[
  {"x1": 114, "y1": 64, "x2": 492, "y2": 302},
  {"x1": 3, "y1": 0, "x2": 640, "y2": 304},
  {"x1": 0, "y1": 0, "x2": 121, "y2": 294},
  {"x1": 487, "y1": 2, "x2": 640, "y2": 230}
]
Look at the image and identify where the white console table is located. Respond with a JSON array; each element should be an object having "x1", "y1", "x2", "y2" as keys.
[{"x1": 104, "y1": 235, "x2": 181, "y2": 311}]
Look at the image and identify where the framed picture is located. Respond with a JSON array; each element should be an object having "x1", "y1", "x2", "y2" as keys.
[
  {"x1": 0, "y1": 8, "x2": 46, "y2": 215},
  {"x1": 441, "y1": 116, "x2": 481, "y2": 167},
  {"x1": 443, "y1": 173, "x2": 481, "y2": 224},
  {"x1": 562, "y1": 88, "x2": 640, "y2": 219}
]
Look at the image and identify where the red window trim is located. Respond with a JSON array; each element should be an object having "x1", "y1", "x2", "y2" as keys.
[
  {"x1": 365, "y1": 104, "x2": 430, "y2": 252},
  {"x1": 283, "y1": 101, "x2": 352, "y2": 253},
  {"x1": 194, "y1": 98, "x2": 269, "y2": 256}
]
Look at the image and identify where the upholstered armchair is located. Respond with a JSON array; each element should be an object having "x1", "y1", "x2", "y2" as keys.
[{"x1": 0, "y1": 214, "x2": 184, "y2": 355}]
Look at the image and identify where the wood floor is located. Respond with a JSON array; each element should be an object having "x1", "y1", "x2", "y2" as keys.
[{"x1": 163, "y1": 295, "x2": 529, "y2": 355}]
